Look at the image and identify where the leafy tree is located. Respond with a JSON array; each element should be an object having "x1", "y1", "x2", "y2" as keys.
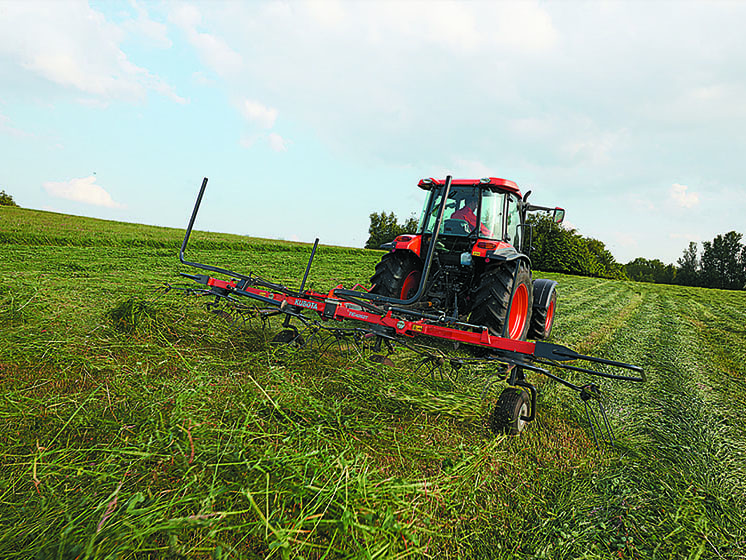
[
  {"x1": 700, "y1": 231, "x2": 745, "y2": 290},
  {"x1": 585, "y1": 237, "x2": 626, "y2": 279},
  {"x1": 0, "y1": 190, "x2": 18, "y2": 207},
  {"x1": 624, "y1": 257, "x2": 676, "y2": 284},
  {"x1": 527, "y1": 214, "x2": 625, "y2": 280},
  {"x1": 674, "y1": 233, "x2": 746, "y2": 290},
  {"x1": 365, "y1": 211, "x2": 418, "y2": 249},
  {"x1": 675, "y1": 242, "x2": 700, "y2": 286}
]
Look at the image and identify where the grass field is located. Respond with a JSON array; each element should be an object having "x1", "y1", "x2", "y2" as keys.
[{"x1": 1, "y1": 205, "x2": 746, "y2": 559}]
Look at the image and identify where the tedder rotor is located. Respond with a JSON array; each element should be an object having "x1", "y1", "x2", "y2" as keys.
[{"x1": 173, "y1": 176, "x2": 644, "y2": 446}]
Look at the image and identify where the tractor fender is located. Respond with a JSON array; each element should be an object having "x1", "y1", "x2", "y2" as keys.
[
  {"x1": 380, "y1": 234, "x2": 422, "y2": 258},
  {"x1": 484, "y1": 246, "x2": 531, "y2": 268},
  {"x1": 528, "y1": 278, "x2": 558, "y2": 340},
  {"x1": 532, "y1": 278, "x2": 558, "y2": 310}
]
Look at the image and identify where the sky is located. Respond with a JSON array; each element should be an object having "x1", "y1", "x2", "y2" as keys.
[{"x1": 1, "y1": 0, "x2": 745, "y2": 265}]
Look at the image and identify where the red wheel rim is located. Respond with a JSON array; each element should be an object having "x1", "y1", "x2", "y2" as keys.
[
  {"x1": 401, "y1": 270, "x2": 421, "y2": 300},
  {"x1": 545, "y1": 299, "x2": 555, "y2": 332},
  {"x1": 508, "y1": 283, "x2": 529, "y2": 339}
]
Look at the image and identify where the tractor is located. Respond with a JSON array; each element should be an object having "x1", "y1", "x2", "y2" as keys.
[{"x1": 369, "y1": 176, "x2": 565, "y2": 343}]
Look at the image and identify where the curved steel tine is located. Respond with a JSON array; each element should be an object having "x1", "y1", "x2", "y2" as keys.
[
  {"x1": 319, "y1": 332, "x2": 340, "y2": 354},
  {"x1": 303, "y1": 326, "x2": 321, "y2": 350},
  {"x1": 414, "y1": 357, "x2": 432, "y2": 377},
  {"x1": 349, "y1": 332, "x2": 364, "y2": 352},
  {"x1": 334, "y1": 335, "x2": 347, "y2": 355},
  {"x1": 439, "y1": 364, "x2": 449, "y2": 382},
  {"x1": 430, "y1": 361, "x2": 442, "y2": 382},
  {"x1": 584, "y1": 400, "x2": 600, "y2": 449},
  {"x1": 347, "y1": 334, "x2": 366, "y2": 359}
]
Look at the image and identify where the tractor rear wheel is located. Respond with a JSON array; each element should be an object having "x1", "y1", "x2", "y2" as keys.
[
  {"x1": 490, "y1": 388, "x2": 530, "y2": 435},
  {"x1": 469, "y1": 261, "x2": 532, "y2": 340},
  {"x1": 370, "y1": 251, "x2": 422, "y2": 300}
]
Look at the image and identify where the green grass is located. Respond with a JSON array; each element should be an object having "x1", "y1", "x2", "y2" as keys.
[{"x1": 1, "y1": 206, "x2": 746, "y2": 559}]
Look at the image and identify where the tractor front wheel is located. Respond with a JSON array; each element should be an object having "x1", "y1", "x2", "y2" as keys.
[
  {"x1": 469, "y1": 261, "x2": 532, "y2": 340},
  {"x1": 370, "y1": 251, "x2": 423, "y2": 300},
  {"x1": 528, "y1": 279, "x2": 557, "y2": 340}
]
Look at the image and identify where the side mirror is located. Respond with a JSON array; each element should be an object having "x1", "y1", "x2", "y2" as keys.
[{"x1": 553, "y1": 208, "x2": 565, "y2": 224}]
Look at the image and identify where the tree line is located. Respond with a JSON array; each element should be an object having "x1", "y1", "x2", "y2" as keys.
[
  {"x1": 627, "y1": 232, "x2": 746, "y2": 290},
  {"x1": 0, "y1": 190, "x2": 18, "y2": 207},
  {"x1": 366, "y1": 211, "x2": 745, "y2": 290}
]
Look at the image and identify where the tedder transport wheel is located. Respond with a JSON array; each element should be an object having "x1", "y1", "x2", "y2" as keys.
[
  {"x1": 370, "y1": 251, "x2": 423, "y2": 300},
  {"x1": 469, "y1": 261, "x2": 532, "y2": 340},
  {"x1": 490, "y1": 388, "x2": 530, "y2": 435}
]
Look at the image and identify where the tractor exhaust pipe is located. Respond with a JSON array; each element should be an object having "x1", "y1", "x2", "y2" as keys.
[{"x1": 334, "y1": 175, "x2": 453, "y2": 307}]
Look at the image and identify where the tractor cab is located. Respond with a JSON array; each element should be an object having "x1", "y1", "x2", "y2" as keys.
[{"x1": 416, "y1": 177, "x2": 524, "y2": 253}]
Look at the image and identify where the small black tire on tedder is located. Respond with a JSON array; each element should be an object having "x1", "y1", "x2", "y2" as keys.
[
  {"x1": 271, "y1": 328, "x2": 305, "y2": 347},
  {"x1": 490, "y1": 387, "x2": 531, "y2": 435}
]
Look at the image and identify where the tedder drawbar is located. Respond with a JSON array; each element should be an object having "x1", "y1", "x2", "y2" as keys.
[{"x1": 174, "y1": 176, "x2": 644, "y2": 446}]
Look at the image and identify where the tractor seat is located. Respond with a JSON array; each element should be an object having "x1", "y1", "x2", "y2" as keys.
[{"x1": 442, "y1": 219, "x2": 471, "y2": 236}]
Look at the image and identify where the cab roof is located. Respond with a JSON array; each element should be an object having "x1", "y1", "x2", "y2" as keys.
[{"x1": 417, "y1": 177, "x2": 522, "y2": 199}]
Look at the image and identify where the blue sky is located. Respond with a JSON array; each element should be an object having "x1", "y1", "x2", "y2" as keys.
[{"x1": 1, "y1": 0, "x2": 745, "y2": 265}]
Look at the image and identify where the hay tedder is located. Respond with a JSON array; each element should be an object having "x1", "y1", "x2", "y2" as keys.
[{"x1": 175, "y1": 176, "x2": 644, "y2": 445}]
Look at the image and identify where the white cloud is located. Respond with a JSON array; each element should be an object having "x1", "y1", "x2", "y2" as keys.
[
  {"x1": 125, "y1": 0, "x2": 172, "y2": 49},
  {"x1": 669, "y1": 183, "x2": 699, "y2": 209},
  {"x1": 0, "y1": 1, "x2": 183, "y2": 104},
  {"x1": 43, "y1": 176, "x2": 124, "y2": 208},
  {"x1": 306, "y1": 0, "x2": 345, "y2": 28},
  {"x1": 492, "y1": 2, "x2": 557, "y2": 52},
  {"x1": 0, "y1": 113, "x2": 34, "y2": 138},
  {"x1": 192, "y1": 71, "x2": 215, "y2": 86},
  {"x1": 268, "y1": 132, "x2": 288, "y2": 152},
  {"x1": 241, "y1": 99, "x2": 278, "y2": 129},
  {"x1": 196, "y1": 0, "x2": 563, "y2": 169},
  {"x1": 451, "y1": 158, "x2": 494, "y2": 179},
  {"x1": 168, "y1": 4, "x2": 242, "y2": 76},
  {"x1": 372, "y1": 1, "x2": 556, "y2": 53},
  {"x1": 239, "y1": 134, "x2": 258, "y2": 149}
]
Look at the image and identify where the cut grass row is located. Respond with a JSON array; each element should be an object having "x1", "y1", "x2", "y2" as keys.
[{"x1": 1, "y1": 207, "x2": 746, "y2": 558}]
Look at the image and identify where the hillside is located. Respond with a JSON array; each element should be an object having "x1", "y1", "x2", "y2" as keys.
[{"x1": 1, "y1": 206, "x2": 746, "y2": 558}]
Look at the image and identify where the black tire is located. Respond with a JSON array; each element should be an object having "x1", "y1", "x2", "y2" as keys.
[
  {"x1": 490, "y1": 388, "x2": 530, "y2": 435},
  {"x1": 528, "y1": 279, "x2": 557, "y2": 340},
  {"x1": 469, "y1": 261, "x2": 532, "y2": 340},
  {"x1": 271, "y1": 328, "x2": 305, "y2": 347},
  {"x1": 370, "y1": 251, "x2": 423, "y2": 300}
]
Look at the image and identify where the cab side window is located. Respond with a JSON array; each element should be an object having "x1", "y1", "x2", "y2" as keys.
[{"x1": 506, "y1": 195, "x2": 521, "y2": 249}]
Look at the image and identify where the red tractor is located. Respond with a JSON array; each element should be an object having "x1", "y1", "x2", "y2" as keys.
[{"x1": 368, "y1": 176, "x2": 565, "y2": 343}]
